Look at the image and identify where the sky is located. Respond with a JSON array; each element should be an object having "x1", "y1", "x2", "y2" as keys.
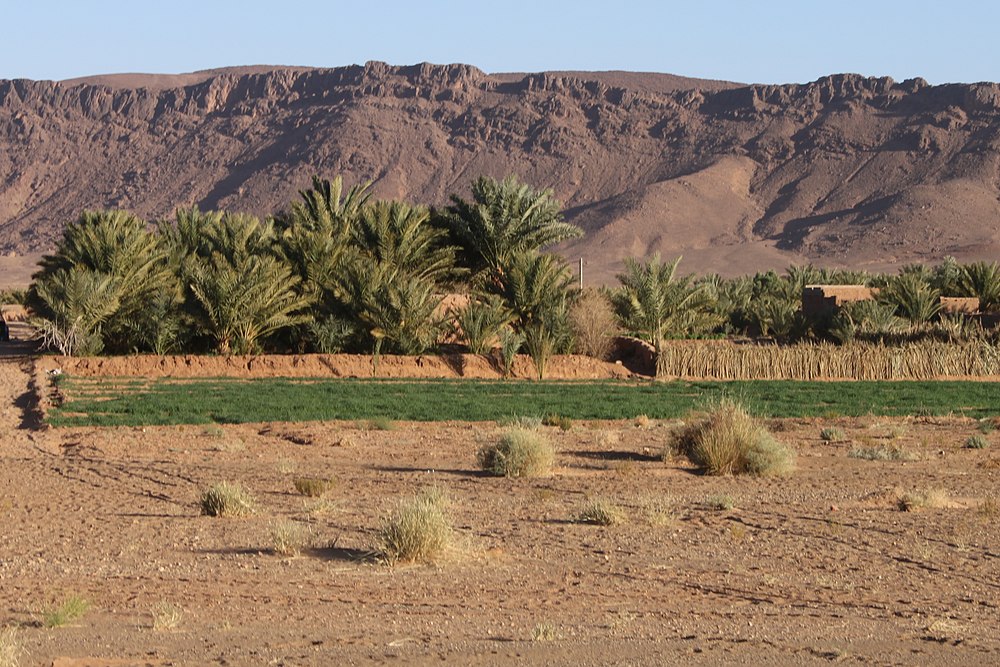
[{"x1": 1, "y1": 0, "x2": 998, "y2": 85}]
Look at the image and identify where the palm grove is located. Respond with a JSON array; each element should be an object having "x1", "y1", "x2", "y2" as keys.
[{"x1": 27, "y1": 174, "x2": 1000, "y2": 371}]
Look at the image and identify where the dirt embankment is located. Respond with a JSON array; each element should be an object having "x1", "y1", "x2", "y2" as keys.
[{"x1": 39, "y1": 352, "x2": 643, "y2": 380}]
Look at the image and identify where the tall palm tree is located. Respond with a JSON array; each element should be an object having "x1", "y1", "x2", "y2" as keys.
[{"x1": 444, "y1": 175, "x2": 582, "y2": 286}]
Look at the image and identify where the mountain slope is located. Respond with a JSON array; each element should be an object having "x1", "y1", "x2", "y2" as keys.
[{"x1": 2, "y1": 62, "x2": 1000, "y2": 282}]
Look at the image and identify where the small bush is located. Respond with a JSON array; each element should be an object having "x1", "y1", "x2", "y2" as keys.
[
  {"x1": 43, "y1": 595, "x2": 90, "y2": 628},
  {"x1": 978, "y1": 419, "x2": 996, "y2": 435},
  {"x1": 965, "y1": 434, "x2": 989, "y2": 449},
  {"x1": 199, "y1": 482, "x2": 256, "y2": 517},
  {"x1": 359, "y1": 417, "x2": 395, "y2": 431},
  {"x1": 820, "y1": 427, "x2": 846, "y2": 442},
  {"x1": 577, "y1": 498, "x2": 627, "y2": 526},
  {"x1": 293, "y1": 477, "x2": 335, "y2": 497},
  {"x1": 848, "y1": 444, "x2": 917, "y2": 461},
  {"x1": 0, "y1": 625, "x2": 24, "y2": 667},
  {"x1": 498, "y1": 414, "x2": 543, "y2": 429},
  {"x1": 898, "y1": 488, "x2": 950, "y2": 511},
  {"x1": 673, "y1": 399, "x2": 794, "y2": 476},
  {"x1": 378, "y1": 488, "x2": 452, "y2": 564},
  {"x1": 543, "y1": 414, "x2": 573, "y2": 431},
  {"x1": 705, "y1": 494, "x2": 736, "y2": 511},
  {"x1": 531, "y1": 623, "x2": 558, "y2": 641},
  {"x1": 478, "y1": 428, "x2": 555, "y2": 477},
  {"x1": 151, "y1": 602, "x2": 184, "y2": 631},
  {"x1": 270, "y1": 520, "x2": 313, "y2": 556}
]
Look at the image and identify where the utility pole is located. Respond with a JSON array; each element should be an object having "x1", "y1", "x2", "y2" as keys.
[{"x1": 579, "y1": 258, "x2": 584, "y2": 291}]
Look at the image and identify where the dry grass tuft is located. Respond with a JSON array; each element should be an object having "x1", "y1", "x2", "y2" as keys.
[
  {"x1": 673, "y1": 399, "x2": 794, "y2": 476},
  {"x1": 270, "y1": 520, "x2": 313, "y2": 556},
  {"x1": 378, "y1": 488, "x2": 453, "y2": 564},
  {"x1": 43, "y1": 595, "x2": 90, "y2": 628},
  {"x1": 849, "y1": 443, "x2": 918, "y2": 461},
  {"x1": 151, "y1": 602, "x2": 184, "y2": 631},
  {"x1": 819, "y1": 426, "x2": 847, "y2": 442},
  {"x1": 293, "y1": 477, "x2": 335, "y2": 497},
  {"x1": 0, "y1": 626, "x2": 23, "y2": 667},
  {"x1": 531, "y1": 622, "x2": 559, "y2": 641},
  {"x1": 478, "y1": 428, "x2": 555, "y2": 477},
  {"x1": 705, "y1": 494, "x2": 737, "y2": 511},
  {"x1": 898, "y1": 488, "x2": 950, "y2": 512},
  {"x1": 199, "y1": 482, "x2": 256, "y2": 517},
  {"x1": 577, "y1": 497, "x2": 628, "y2": 526}
]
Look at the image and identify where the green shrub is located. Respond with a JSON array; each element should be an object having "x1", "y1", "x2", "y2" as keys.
[
  {"x1": 43, "y1": 595, "x2": 90, "y2": 628},
  {"x1": 478, "y1": 427, "x2": 555, "y2": 477},
  {"x1": 673, "y1": 399, "x2": 794, "y2": 476},
  {"x1": 199, "y1": 482, "x2": 256, "y2": 517},
  {"x1": 965, "y1": 434, "x2": 990, "y2": 449},
  {"x1": 378, "y1": 488, "x2": 452, "y2": 564}
]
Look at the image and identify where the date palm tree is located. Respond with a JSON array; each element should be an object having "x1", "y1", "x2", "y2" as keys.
[
  {"x1": 444, "y1": 175, "x2": 582, "y2": 286},
  {"x1": 610, "y1": 255, "x2": 715, "y2": 354}
]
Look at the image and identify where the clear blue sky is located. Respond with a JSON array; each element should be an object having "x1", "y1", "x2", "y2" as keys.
[{"x1": 2, "y1": 0, "x2": 998, "y2": 84}]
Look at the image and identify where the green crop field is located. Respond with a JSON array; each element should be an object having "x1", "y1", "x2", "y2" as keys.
[{"x1": 47, "y1": 376, "x2": 1000, "y2": 427}]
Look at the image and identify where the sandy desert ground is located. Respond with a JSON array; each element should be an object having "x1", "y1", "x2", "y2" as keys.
[{"x1": 1, "y1": 338, "x2": 999, "y2": 665}]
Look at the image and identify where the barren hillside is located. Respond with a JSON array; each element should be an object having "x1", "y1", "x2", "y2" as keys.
[{"x1": 2, "y1": 62, "x2": 1000, "y2": 282}]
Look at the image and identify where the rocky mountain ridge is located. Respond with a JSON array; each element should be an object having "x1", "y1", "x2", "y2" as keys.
[{"x1": 2, "y1": 62, "x2": 1000, "y2": 282}]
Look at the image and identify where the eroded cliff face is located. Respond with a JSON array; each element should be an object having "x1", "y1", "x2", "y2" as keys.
[{"x1": 2, "y1": 62, "x2": 1000, "y2": 280}]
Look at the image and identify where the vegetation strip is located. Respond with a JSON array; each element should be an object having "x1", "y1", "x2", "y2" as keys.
[{"x1": 49, "y1": 376, "x2": 1000, "y2": 426}]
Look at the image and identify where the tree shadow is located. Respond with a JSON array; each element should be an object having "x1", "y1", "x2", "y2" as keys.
[
  {"x1": 307, "y1": 545, "x2": 377, "y2": 563},
  {"x1": 567, "y1": 449, "x2": 660, "y2": 462},
  {"x1": 371, "y1": 465, "x2": 490, "y2": 478}
]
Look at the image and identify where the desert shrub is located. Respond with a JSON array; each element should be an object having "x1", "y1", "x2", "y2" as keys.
[
  {"x1": 199, "y1": 482, "x2": 256, "y2": 517},
  {"x1": 359, "y1": 417, "x2": 395, "y2": 431},
  {"x1": 705, "y1": 494, "x2": 737, "y2": 511},
  {"x1": 270, "y1": 520, "x2": 313, "y2": 556},
  {"x1": 978, "y1": 419, "x2": 996, "y2": 435},
  {"x1": 0, "y1": 625, "x2": 23, "y2": 667},
  {"x1": 43, "y1": 595, "x2": 90, "y2": 628},
  {"x1": 569, "y1": 288, "x2": 617, "y2": 359},
  {"x1": 965, "y1": 434, "x2": 990, "y2": 450},
  {"x1": 543, "y1": 414, "x2": 572, "y2": 431},
  {"x1": 531, "y1": 623, "x2": 558, "y2": 641},
  {"x1": 497, "y1": 414, "x2": 542, "y2": 429},
  {"x1": 378, "y1": 488, "x2": 452, "y2": 564},
  {"x1": 848, "y1": 444, "x2": 917, "y2": 461},
  {"x1": 577, "y1": 498, "x2": 627, "y2": 525},
  {"x1": 478, "y1": 427, "x2": 555, "y2": 477},
  {"x1": 151, "y1": 602, "x2": 184, "y2": 631},
  {"x1": 820, "y1": 427, "x2": 847, "y2": 442},
  {"x1": 898, "y1": 488, "x2": 950, "y2": 511},
  {"x1": 673, "y1": 399, "x2": 794, "y2": 476},
  {"x1": 293, "y1": 477, "x2": 335, "y2": 497}
]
